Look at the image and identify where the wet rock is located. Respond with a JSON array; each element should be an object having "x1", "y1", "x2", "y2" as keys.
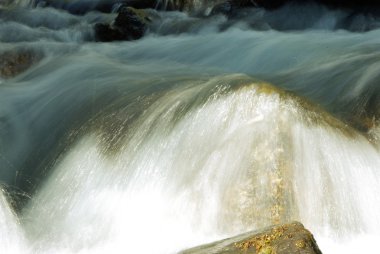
[
  {"x1": 95, "y1": 7, "x2": 151, "y2": 42},
  {"x1": 346, "y1": 97, "x2": 380, "y2": 133},
  {"x1": 210, "y1": 1, "x2": 234, "y2": 16},
  {"x1": 0, "y1": 50, "x2": 41, "y2": 79},
  {"x1": 181, "y1": 222, "x2": 323, "y2": 254}
]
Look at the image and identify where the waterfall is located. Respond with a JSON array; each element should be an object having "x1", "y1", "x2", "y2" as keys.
[{"x1": 14, "y1": 76, "x2": 380, "y2": 253}]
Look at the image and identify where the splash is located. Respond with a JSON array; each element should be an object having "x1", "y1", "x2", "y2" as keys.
[
  {"x1": 19, "y1": 76, "x2": 380, "y2": 254},
  {"x1": 0, "y1": 188, "x2": 27, "y2": 253}
]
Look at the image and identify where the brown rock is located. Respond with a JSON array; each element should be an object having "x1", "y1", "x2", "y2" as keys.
[
  {"x1": 181, "y1": 222, "x2": 323, "y2": 254},
  {"x1": 0, "y1": 50, "x2": 41, "y2": 79}
]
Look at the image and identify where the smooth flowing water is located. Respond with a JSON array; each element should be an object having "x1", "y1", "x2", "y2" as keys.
[{"x1": 1, "y1": 1, "x2": 380, "y2": 253}]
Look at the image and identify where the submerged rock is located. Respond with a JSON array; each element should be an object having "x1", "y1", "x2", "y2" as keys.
[
  {"x1": 181, "y1": 222, "x2": 323, "y2": 254},
  {"x1": 0, "y1": 50, "x2": 41, "y2": 78},
  {"x1": 95, "y1": 7, "x2": 152, "y2": 42}
]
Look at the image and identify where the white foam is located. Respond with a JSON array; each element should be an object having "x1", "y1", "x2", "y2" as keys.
[
  {"x1": 22, "y1": 82, "x2": 380, "y2": 253},
  {"x1": 0, "y1": 189, "x2": 28, "y2": 253}
]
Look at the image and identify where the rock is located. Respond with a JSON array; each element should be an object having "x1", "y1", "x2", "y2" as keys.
[
  {"x1": 94, "y1": 23, "x2": 123, "y2": 42},
  {"x1": 95, "y1": 7, "x2": 151, "y2": 42},
  {"x1": 180, "y1": 222, "x2": 323, "y2": 254},
  {"x1": 210, "y1": 1, "x2": 234, "y2": 16},
  {"x1": 0, "y1": 50, "x2": 41, "y2": 79}
]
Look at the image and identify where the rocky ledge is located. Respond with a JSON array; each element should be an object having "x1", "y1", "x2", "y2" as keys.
[{"x1": 181, "y1": 222, "x2": 323, "y2": 254}]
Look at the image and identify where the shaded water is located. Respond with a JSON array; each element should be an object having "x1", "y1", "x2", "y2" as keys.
[{"x1": 1, "y1": 1, "x2": 380, "y2": 254}]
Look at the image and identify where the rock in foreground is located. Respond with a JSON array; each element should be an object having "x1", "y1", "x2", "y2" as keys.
[{"x1": 181, "y1": 222, "x2": 323, "y2": 254}]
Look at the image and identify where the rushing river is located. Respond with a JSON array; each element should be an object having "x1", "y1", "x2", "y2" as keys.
[{"x1": 1, "y1": 1, "x2": 380, "y2": 253}]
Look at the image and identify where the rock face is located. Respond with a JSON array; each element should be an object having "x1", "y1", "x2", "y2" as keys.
[
  {"x1": 181, "y1": 222, "x2": 323, "y2": 254},
  {"x1": 95, "y1": 7, "x2": 151, "y2": 42},
  {"x1": 0, "y1": 50, "x2": 41, "y2": 79}
]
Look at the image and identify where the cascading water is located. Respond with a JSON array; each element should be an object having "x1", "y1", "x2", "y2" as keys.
[
  {"x1": 0, "y1": 189, "x2": 27, "y2": 253},
  {"x1": 1, "y1": 1, "x2": 380, "y2": 254}
]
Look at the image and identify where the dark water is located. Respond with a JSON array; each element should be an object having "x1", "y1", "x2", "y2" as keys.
[{"x1": 0, "y1": 1, "x2": 380, "y2": 253}]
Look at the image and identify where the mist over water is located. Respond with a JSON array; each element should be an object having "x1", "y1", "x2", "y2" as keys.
[{"x1": 1, "y1": 1, "x2": 380, "y2": 254}]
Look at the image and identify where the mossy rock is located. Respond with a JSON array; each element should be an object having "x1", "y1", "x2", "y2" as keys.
[{"x1": 180, "y1": 222, "x2": 323, "y2": 254}]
